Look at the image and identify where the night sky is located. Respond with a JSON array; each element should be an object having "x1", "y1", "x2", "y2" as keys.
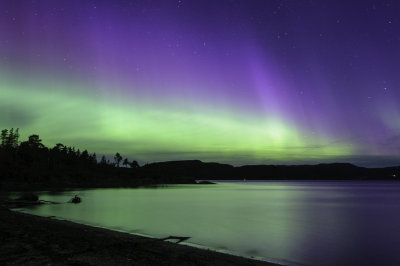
[{"x1": 1, "y1": 0, "x2": 399, "y2": 166}]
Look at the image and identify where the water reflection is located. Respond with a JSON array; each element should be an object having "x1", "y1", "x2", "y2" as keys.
[{"x1": 16, "y1": 181, "x2": 400, "y2": 266}]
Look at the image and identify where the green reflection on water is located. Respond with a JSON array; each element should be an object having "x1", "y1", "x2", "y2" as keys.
[{"x1": 15, "y1": 182, "x2": 400, "y2": 266}]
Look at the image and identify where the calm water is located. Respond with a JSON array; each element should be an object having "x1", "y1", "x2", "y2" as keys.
[{"x1": 15, "y1": 181, "x2": 400, "y2": 266}]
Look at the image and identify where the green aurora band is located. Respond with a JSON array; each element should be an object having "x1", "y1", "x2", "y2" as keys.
[{"x1": 0, "y1": 68, "x2": 353, "y2": 164}]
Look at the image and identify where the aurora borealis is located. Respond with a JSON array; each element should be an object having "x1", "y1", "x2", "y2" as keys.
[{"x1": 1, "y1": 1, "x2": 399, "y2": 166}]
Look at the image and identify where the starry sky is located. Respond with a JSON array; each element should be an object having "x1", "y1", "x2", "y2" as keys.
[{"x1": 1, "y1": 0, "x2": 399, "y2": 167}]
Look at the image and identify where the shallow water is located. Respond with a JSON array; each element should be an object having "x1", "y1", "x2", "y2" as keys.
[{"x1": 15, "y1": 181, "x2": 400, "y2": 265}]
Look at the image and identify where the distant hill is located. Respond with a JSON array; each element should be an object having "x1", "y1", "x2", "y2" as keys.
[{"x1": 142, "y1": 160, "x2": 400, "y2": 180}]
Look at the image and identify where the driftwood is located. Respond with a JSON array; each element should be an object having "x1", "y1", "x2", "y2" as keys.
[
  {"x1": 196, "y1": 180, "x2": 216, "y2": 184},
  {"x1": 2, "y1": 199, "x2": 63, "y2": 208},
  {"x1": 159, "y1": 236, "x2": 191, "y2": 243},
  {"x1": 40, "y1": 200, "x2": 61, "y2": 204}
]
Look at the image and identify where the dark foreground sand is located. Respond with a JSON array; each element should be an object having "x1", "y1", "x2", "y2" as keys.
[{"x1": 0, "y1": 204, "x2": 277, "y2": 266}]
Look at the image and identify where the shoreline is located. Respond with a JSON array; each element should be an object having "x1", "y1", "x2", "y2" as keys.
[
  {"x1": 0, "y1": 204, "x2": 279, "y2": 265},
  {"x1": 15, "y1": 209, "x2": 289, "y2": 266},
  {"x1": 16, "y1": 210, "x2": 287, "y2": 265}
]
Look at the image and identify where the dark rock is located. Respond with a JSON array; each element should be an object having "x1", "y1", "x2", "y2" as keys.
[{"x1": 71, "y1": 195, "x2": 81, "y2": 204}]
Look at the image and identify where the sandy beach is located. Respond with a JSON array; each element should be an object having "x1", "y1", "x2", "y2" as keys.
[{"x1": 0, "y1": 203, "x2": 277, "y2": 266}]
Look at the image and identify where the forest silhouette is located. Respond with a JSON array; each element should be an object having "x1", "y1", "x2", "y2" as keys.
[{"x1": 0, "y1": 128, "x2": 194, "y2": 190}]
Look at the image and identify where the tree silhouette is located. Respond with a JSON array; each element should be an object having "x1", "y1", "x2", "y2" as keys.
[
  {"x1": 27, "y1": 134, "x2": 44, "y2": 149},
  {"x1": 1, "y1": 128, "x2": 19, "y2": 148},
  {"x1": 123, "y1": 158, "x2": 129, "y2": 168},
  {"x1": 9, "y1": 128, "x2": 19, "y2": 148},
  {"x1": 114, "y1": 152, "x2": 122, "y2": 167},
  {"x1": 90, "y1": 152, "x2": 97, "y2": 164},
  {"x1": 100, "y1": 155, "x2": 107, "y2": 165},
  {"x1": 81, "y1": 150, "x2": 89, "y2": 161},
  {"x1": 0, "y1": 129, "x2": 7, "y2": 147},
  {"x1": 53, "y1": 143, "x2": 65, "y2": 152},
  {"x1": 129, "y1": 160, "x2": 139, "y2": 168}
]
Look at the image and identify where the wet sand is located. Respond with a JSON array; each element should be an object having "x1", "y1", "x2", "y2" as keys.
[{"x1": 0, "y1": 205, "x2": 277, "y2": 265}]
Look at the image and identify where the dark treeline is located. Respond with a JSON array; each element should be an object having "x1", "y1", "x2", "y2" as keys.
[{"x1": 0, "y1": 128, "x2": 195, "y2": 190}]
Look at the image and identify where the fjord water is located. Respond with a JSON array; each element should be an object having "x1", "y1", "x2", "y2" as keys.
[{"x1": 16, "y1": 181, "x2": 400, "y2": 265}]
